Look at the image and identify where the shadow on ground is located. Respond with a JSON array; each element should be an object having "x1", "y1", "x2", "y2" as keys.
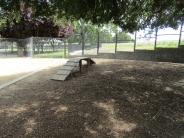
[{"x1": 0, "y1": 60, "x2": 183, "y2": 138}]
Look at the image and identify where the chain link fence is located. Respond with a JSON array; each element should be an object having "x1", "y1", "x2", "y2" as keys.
[
  {"x1": 67, "y1": 33, "x2": 82, "y2": 56},
  {"x1": 0, "y1": 23, "x2": 183, "y2": 58},
  {"x1": 66, "y1": 23, "x2": 184, "y2": 56},
  {"x1": 32, "y1": 37, "x2": 66, "y2": 58},
  {"x1": 0, "y1": 38, "x2": 17, "y2": 57},
  {"x1": 84, "y1": 28, "x2": 98, "y2": 55},
  {"x1": 0, "y1": 38, "x2": 32, "y2": 57}
]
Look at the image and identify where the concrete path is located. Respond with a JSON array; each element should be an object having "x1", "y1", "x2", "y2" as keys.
[{"x1": 0, "y1": 58, "x2": 67, "y2": 89}]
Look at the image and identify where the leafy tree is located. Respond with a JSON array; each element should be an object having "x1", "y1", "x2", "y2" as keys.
[
  {"x1": 67, "y1": 21, "x2": 81, "y2": 43},
  {"x1": 0, "y1": 17, "x2": 73, "y2": 38},
  {"x1": 0, "y1": 1, "x2": 73, "y2": 38},
  {"x1": 114, "y1": 32, "x2": 132, "y2": 42},
  {"x1": 99, "y1": 29, "x2": 113, "y2": 43},
  {"x1": 55, "y1": 0, "x2": 184, "y2": 31},
  {"x1": 84, "y1": 23, "x2": 98, "y2": 44},
  {"x1": 1, "y1": 0, "x2": 183, "y2": 33}
]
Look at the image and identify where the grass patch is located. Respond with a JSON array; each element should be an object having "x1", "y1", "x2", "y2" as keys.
[
  {"x1": 117, "y1": 43, "x2": 134, "y2": 51},
  {"x1": 100, "y1": 40, "x2": 181, "y2": 52},
  {"x1": 34, "y1": 49, "x2": 67, "y2": 58},
  {"x1": 136, "y1": 42, "x2": 154, "y2": 50},
  {"x1": 180, "y1": 40, "x2": 184, "y2": 46},
  {"x1": 156, "y1": 40, "x2": 178, "y2": 48}
]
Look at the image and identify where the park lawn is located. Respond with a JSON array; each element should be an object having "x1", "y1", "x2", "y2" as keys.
[
  {"x1": 135, "y1": 40, "x2": 178, "y2": 50},
  {"x1": 34, "y1": 49, "x2": 67, "y2": 58},
  {"x1": 100, "y1": 43, "x2": 134, "y2": 52},
  {"x1": 156, "y1": 40, "x2": 178, "y2": 48},
  {"x1": 117, "y1": 43, "x2": 135, "y2": 51},
  {"x1": 101, "y1": 40, "x2": 180, "y2": 52},
  {"x1": 180, "y1": 40, "x2": 184, "y2": 45},
  {"x1": 32, "y1": 40, "x2": 183, "y2": 57}
]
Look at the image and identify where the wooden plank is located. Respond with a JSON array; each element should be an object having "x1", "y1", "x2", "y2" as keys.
[
  {"x1": 72, "y1": 66, "x2": 79, "y2": 72},
  {"x1": 69, "y1": 57, "x2": 87, "y2": 62},
  {"x1": 51, "y1": 74, "x2": 68, "y2": 81},
  {"x1": 65, "y1": 62, "x2": 79, "y2": 66},
  {"x1": 68, "y1": 60, "x2": 79, "y2": 63},
  {"x1": 76, "y1": 57, "x2": 88, "y2": 60},
  {"x1": 62, "y1": 66, "x2": 75, "y2": 70},
  {"x1": 51, "y1": 57, "x2": 95, "y2": 81},
  {"x1": 69, "y1": 57, "x2": 94, "y2": 63},
  {"x1": 57, "y1": 70, "x2": 71, "y2": 75}
]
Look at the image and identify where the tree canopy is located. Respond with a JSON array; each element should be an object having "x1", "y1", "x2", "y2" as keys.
[
  {"x1": 55, "y1": 0, "x2": 184, "y2": 31},
  {"x1": 0, "y1": 1, "x2": 73, "y2": 38},
  {"x1": 0, "y1": 0, "x2": 183, "y2": 35},
  {"x1": 114, "y1": 32, "x2": 132, "y2": 42}
]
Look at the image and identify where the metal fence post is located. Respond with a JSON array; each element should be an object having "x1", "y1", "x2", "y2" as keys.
[
  {"x1": 154, "y1": 27, "x2": 158, "y2": 50},
  {"x1": 5, "y1": 41, "x2": 7, "y2": 56},
  {"x1": 97, "y1": 27, "x2": 100, "y2": 54},
  {"x1": 67, "y1": 40, "x2": 69, "y2": 57},
  {"x1": 30, "y1": 37, "x2": 33, "y2": 57},
  {"x1": 134, "y1": 32, "x2": 137, "y2": 52},
  {"x1": 64, "y1": 39, "x2": 66, "y2": 58},
  {"x1": 11, "y1": 41, "x2": 14, "y2": 53},
  {"x1": 33, "y1": 39, "x2": 35, "y2": 54},
  {"x1": 178, "y1": 22, "x2": 183, "y2": 47},
  {"x1": 81, "y1": 20, "x2": 85, "y2": 56},
  {"x1": 115, "y1": 32, "x2": 118, "y2": 53}
]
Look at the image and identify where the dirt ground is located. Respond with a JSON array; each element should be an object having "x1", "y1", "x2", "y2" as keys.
[{"x1": 0, "y1": 59, "x2": 183, "y2": 138}]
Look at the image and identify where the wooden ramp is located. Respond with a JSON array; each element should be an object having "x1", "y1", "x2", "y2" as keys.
[{"x1": 51, "y1": 57, "x2": 95, "y2": 81}]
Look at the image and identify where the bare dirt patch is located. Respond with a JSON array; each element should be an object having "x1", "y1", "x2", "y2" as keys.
[{"x1": 0, "y1": 59, "x2": 183, "y2": 138}]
